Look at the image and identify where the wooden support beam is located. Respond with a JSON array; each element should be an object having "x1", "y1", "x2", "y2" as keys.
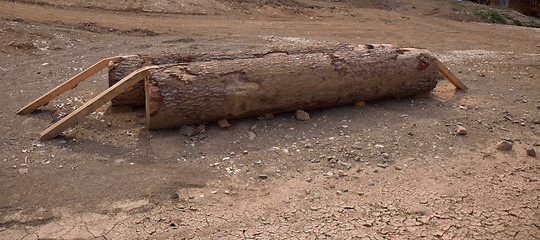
[
  {"x1": 437, "y1": 60, "x2": 468, "y2": 90},
  {"x1": 17, "y1": 55, "x2": 136, "y2": 115},
  {"x1": 40, "y1": 66, "x2": 159, "y2": 140}
]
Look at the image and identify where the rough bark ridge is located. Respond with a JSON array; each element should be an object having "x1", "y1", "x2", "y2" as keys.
[
  {"x1": 144, "y1": 45, "x2": 441, "y2": 130},
  {"x1": 108, "y1": 44, "x2": 355, "y2": 106}
]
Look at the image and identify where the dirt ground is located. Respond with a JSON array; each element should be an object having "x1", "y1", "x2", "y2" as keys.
[{"x1": 0, "y1": 0, "x2": 539, "y2": 239}]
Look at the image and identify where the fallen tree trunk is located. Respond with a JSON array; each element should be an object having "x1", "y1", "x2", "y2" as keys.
[
  {"x1": 144, "y1": 45, "x2": 441, "y2": 130},
  {"x1": 109, "y1": 44, "x2": 356, "y2": 107}
]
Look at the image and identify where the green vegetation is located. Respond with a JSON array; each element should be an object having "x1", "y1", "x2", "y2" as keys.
[
  {"x1": 450, "y1": 5, "x2": 540, "y2": 28},
  {"x1": 523, "y1": 20, "x2": 540, "y2": 28},
  {"x1": 501, "y1": 13, "x2": 512, "y2": 20},
  {"x1": 472, "y1": 9, "x2": 506, "y2": 23}
]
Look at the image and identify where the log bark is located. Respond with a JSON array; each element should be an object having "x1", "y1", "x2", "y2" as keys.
[
  {"x1": 144, "y1": 45, "x2": 441, "y2": 130},
  {"x1": 108, "y1": 44, "x2": 356, "y2": 106}
]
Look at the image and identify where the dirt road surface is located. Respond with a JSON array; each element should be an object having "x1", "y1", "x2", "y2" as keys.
[{"x1": 1, "y1": 0, "x2": 539, "y2": 239}]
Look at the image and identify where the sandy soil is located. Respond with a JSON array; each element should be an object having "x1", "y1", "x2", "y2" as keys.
[{"x1": 0, "y1": 0, "x2": 539, "y2": 239}]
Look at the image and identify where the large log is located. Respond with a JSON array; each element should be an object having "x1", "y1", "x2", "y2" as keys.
[
  {"x1": 108, "y1": 44, "x2": 356, "y2": 106},
  {"x1": 144, "y1": 45, "x2": 441, "y2": 130}
]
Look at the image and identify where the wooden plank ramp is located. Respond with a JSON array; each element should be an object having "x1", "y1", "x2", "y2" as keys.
[
  {"x1": 17, "y1": 55, "x2": 136, "y2": 115},
  {"x1": 40, "y1": 65, "x2": 159, "y2": 140}
]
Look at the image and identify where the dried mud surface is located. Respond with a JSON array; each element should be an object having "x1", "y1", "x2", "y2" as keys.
[{"x1": 0, "y1": 0, "x2": 539, "y2": 239}]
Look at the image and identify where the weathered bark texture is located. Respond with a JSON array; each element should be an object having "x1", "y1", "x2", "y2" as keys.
[
  {"x1": 144, "y1": 45, "x2": 441, "y2": 130},
  {"x1": 109, "y1": 44, "x2": 355, "y2": 106}
]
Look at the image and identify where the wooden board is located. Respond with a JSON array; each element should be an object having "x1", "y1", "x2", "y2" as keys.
[
  {"x1": 437, "y1": 60, "x2": 468, "y2": 90},
  {"x1": 17, "y1": 55, "x2": 135, "y2": 115},
  {"x1": 40, "y1": 66, "x2": 159, "y2": 140}
]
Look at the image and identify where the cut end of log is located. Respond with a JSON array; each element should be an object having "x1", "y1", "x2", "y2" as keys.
[{"x1": 217, "y1": 119, "x2": 231, "y2": 128}]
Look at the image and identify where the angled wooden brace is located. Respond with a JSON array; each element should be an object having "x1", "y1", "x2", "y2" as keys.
[
  {"x1": 17, "y1": 55, "x2": 136, "y2": 115},
  {"x1": 40, "y1": 65, "x2": 160, "y2": 140},
  {"x1": 437, "y1": 60, "x2": 467, "y2": 90}
]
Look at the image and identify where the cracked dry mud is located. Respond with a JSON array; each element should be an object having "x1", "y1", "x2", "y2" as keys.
[{"x1": 1, "y1": 0, "x2": 539, "y2": 239}]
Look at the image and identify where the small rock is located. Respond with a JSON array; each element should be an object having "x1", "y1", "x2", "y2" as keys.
[
  {"x1": 355, "y1": 101, "x2": 366, "y2": 107},
  {"x1": 338, "y1": 170, "x2": 348, "y2": 177},
  {"x1": 258, "y1": 174, "x2": 269, "y2": 180},
  {"x1": 194, "y1": 125, "x2": 206, "y2": 134},
  {"x1": 264, "y1": 113, "x2": 274, "y2": 119},
  {"x1": 409, "y1": 203, "x2": 429, "y2": 215},
  {"x1": 217, "y1": 119, "x2": 230, "y2": 128},
  {"x1": 295, "y1": 110, "x2": 310, "y2": 121},
  {"x1": 533, "y1": 119, "x2": 540, "y2": 124},
  {"x1": 478, "y1": 72, "x2": 485, "y2": 77},
  {"x1": 179, "y1": 125, "x2": 197, "y2": 137},
  {"x1": 457, "y1": 126, "x2": 467, "y2": 135},
  {"x1": 18, "y1": 168, "x2": 28, "y2": 174},
  {"x1": 327, "y1": 172, "x2": 334, "y2": 176},
  {"x1": 283, "y1": 135, "x2": 293, "y2": 140},
  {"x1": 339, "y1": 161, "x2": 352, "y2": 169},
  {"x1": 306, "y1": 178, "x2": 313, "y2": 183},
  {"x1": 248, "y1": 131, "x2": 256, "y2": 140},
  {"x1": 377, "y1": 163, "x2": 388, "y2": 168},
  {"x1": 115, "y1": 159, "x2": 126, "y2": 164},
  {"x1": 336, "y1": 190, "x2": 343, "y2": 195},
  {"x1": 382, "y1": 153, "x2": 390, "y2": 159},
  {"x1": 171, "y1": 192, "x2": 179, "y2": 200},
  {"x1": 257, "y1": 113, "x2": 274, "y2": 120},
  {"x1": 368, "y1": 179, "x2": 374, "y2": 186},
  {"x1": 394, "y1": 165, "x2": 402, "y2": 170},
  {"x1": 526, "y1": 148, "x2": 536, "y2": 157},
  {"x1": 496, "y1": 141, "x2": 513, "y2": 151}
]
